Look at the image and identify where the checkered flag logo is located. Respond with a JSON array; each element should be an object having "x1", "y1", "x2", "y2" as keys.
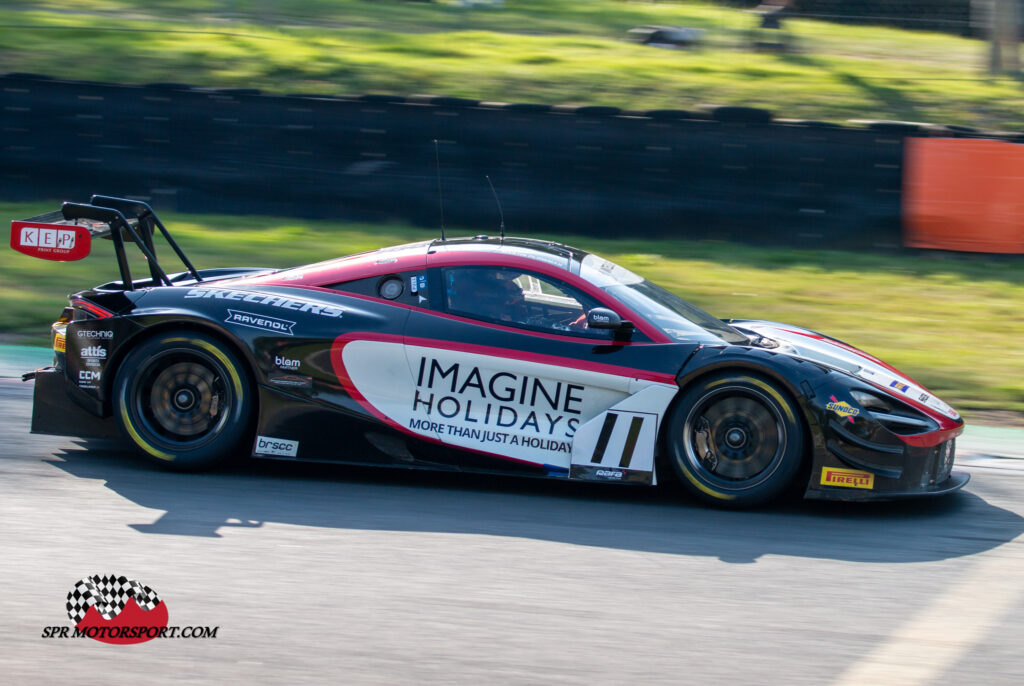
[{"x1": 66, "y1": 575, "x2": 162, "y2": 624}]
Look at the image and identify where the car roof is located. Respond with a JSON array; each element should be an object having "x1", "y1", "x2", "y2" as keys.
[{"x1": 231, "y1": 236, "x2": 589, "y2": 288}]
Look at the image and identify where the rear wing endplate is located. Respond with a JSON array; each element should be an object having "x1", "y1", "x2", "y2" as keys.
[{"x1": 10, "y1": 195, "x2": 201, "y2": 290}]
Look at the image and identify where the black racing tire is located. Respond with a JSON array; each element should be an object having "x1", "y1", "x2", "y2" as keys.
[
  {"x1": 113, "y1": 331, "x2": 253, "y2": 470},
  {"x1": 663, "y1": 372, "x2": 805, "y2": 508}
]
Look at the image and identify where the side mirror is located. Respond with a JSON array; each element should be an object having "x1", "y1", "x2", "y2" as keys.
[{"x1": 587, "y1": 307, "x2": 632, "y2": 333}]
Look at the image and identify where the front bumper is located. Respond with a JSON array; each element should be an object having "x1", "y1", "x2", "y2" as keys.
[
  {"x1": 806, "y1": 469, "x2": 969, "y2": 501},
  {"x1": 805, "y1": 422, "x2": 968, "y2": 501}
]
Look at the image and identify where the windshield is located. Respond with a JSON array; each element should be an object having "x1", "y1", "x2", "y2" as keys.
[{"x1": 579, "y1": 254, "x2": 749, "y2": 345}]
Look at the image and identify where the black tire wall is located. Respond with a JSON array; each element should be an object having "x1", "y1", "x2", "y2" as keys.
[{"x1": 0, "y1": 73, "x2": 976, "y2": 248}]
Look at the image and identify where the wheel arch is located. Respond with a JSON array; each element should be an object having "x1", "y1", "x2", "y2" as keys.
[
  {"x1": 101, "y1": 317, "x2": 260, "y2": 419},
  {"x1": 658, "y1": 360, "x2": 817, "y2": 478}
]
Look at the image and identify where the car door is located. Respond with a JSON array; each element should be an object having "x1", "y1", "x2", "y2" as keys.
[
  {"x1": 400, "y1": 259, "x2": 691, "y2": 484},
  {"x1": 323, "y1": 263, "x2": 462, "y2": 470}
]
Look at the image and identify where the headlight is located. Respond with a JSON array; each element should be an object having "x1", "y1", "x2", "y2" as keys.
[{"x1": 850, "y1": 389, "x2": 892, "y2": 413}]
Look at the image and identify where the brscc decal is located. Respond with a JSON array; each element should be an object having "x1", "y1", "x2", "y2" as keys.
[
  {"x1": 254, "y1": 435, "x2": 299, "y2": 457},
  {"x1": 339, "y1": 340, "x2": 660, "y2": 470}
]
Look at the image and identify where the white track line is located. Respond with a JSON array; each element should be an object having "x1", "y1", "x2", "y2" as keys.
[{"x1": 831, "y1": 548, "x2": 1022, "y2": 686}]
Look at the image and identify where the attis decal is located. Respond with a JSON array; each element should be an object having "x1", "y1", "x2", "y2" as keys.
[
  {"x1": 826, "y1": 395, "x2": 859, "y2": 423},
  {"x1": 10, "y1": 221, "x2": 91, "y2": 261},
  {"x1": 81, "y1": 345, "x2": 107, "y2": 367}
]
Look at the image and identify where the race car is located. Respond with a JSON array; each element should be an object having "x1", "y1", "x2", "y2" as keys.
[{"x1": 11, "y1": 196, "x2": 968, "y2": 507}]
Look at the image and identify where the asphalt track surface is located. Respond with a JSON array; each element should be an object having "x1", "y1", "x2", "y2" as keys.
[{"x1": 1, "y1": 377, "x2": 1022, "y2": 685}]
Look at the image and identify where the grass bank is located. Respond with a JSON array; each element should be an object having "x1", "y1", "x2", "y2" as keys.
[
  {"x1": 1, "y1": 1, "x2": 1023, "y2": 129},
  {"x1": 3, "y1": 201, "x2": 1021, "y2": 415}
]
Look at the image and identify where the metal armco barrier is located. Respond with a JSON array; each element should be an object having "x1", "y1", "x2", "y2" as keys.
[{"x1": 0, "y1": 73, "x2": 988, "y2": 248}]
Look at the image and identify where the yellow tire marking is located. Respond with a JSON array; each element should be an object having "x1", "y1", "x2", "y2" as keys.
[
  {"x1": 120, "y1": 400, "x2": 175, "y2": 461},
  {"x1": 120, "y1": 336, "x2": 244, "y2": 461},
  {"x1": 679, "y1": 464, "x2": 736, "y2": 501},
  {"x1": 683, "y1": 374, "x2": 797, "y2": 500},
  {"x1": 707, "y1": 375, "x2": 796, "y2": 422}
]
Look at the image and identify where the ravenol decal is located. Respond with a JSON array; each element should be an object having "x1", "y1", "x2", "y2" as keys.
[
  {"x1": 820, "y1": 467, "x2": 875, "y2": 490},
  {"x1": 225, "y1": 310, "x2": 295, "y2": 335},
  {"x1": 826, "y1": 395, "x2": 859, "y2": 423},
  {"x1": 185, "y1": 289, "x2": 344, "y2": 318}
]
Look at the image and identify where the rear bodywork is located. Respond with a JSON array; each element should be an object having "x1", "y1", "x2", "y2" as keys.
[{"x1": 16, "y1": 197, "x2": 967, "y2": 501}]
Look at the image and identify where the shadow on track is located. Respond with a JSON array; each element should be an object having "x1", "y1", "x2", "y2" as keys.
[{"x1": 46, "y1": 439, "x2": 1023, "y2": 565}]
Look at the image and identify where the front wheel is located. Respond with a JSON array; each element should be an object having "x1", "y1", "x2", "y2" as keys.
[
  {"x1": 664, "y1": 372, "x2": 805, "y2": 508},
  {"x1": 113, "y1": 331, "x2": 253, "y2": 470}
]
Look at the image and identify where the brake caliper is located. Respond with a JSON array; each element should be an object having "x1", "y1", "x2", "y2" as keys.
[{"x1": 694, "y1": 417, "x2": 719, "y2": 472}]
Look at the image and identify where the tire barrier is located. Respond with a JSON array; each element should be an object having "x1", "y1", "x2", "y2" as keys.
[{"x1": 0, "y1": 73, "x2": 1012, "y2": 250}]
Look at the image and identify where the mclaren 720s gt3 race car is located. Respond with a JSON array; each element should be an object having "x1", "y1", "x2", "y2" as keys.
[{"x1": 11, "y1": 196, "x2": 967, "y2": 507}]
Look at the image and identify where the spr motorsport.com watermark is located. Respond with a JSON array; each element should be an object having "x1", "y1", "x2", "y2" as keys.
[{"x1": 41, "y1": 575, "x2": 219, "y2": 645}]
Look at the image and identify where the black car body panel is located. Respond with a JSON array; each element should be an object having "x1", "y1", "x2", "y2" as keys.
[{"x1": 13, "y1": 198, "x2": 968, "y2": 503}]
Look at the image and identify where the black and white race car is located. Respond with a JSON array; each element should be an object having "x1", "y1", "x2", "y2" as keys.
[{"x1": 12, "y1": 197, "x2": 967, "y2": 507}]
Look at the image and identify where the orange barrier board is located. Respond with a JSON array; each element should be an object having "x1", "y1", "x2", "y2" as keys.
[{"x1": 903, "y1": 138, "x2": 1024, "y2": 254}]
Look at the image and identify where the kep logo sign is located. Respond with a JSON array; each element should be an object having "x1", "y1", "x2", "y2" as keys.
[{"x1": 10, "y1": 221, "x2": 91, "y2": 261}]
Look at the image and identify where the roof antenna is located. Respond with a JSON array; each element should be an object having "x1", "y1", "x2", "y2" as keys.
[
  {"x1": 485, "y1": 174, "x2": 505, "y2": 241},
  {"x1": 433, "y1": 139, "x2": 446, "y2": 242}
]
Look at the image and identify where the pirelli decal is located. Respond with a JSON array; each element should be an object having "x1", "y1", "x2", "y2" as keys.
[{"x1": 820, "y1": 467, "x2": 875, "y2": 490}]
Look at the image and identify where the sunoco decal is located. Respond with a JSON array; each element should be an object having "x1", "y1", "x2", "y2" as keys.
[
  {"x1": 826, "y1": 395, "x2": 859, "y2": 422},
  {"x1": 820, "y1": 467, "x2": 875, "y2": 489},
  {"x1": 339, "y1": 341, "x2": 648, "y2": 468}
]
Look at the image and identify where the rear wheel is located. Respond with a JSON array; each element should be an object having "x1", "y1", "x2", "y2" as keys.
[
  {"x1": 664, "y1": 372, "x2": 804, "y2": 507},
  {"x1": 113, "y1": 331, "x2": 252, "y2": 470}
]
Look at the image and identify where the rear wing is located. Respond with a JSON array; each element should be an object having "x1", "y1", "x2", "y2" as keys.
[{"x1": 10, "y1": 195, "x2": 201, "y2": 290}]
